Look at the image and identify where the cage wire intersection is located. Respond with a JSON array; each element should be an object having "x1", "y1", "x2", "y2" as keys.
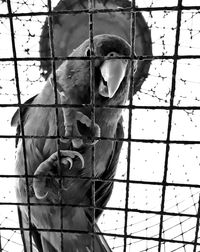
[{"x1": 0, "y1": 0, "x2": 200, "y2": 251}]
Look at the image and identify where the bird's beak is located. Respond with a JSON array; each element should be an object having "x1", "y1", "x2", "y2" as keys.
[{"x1": 99, "y1": 59, "x2": 128, "y2": 98}]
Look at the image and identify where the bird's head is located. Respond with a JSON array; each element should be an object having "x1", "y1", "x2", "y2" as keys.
[{"x1": 54, "y1": 34, "x2": 135, "y2": 107}]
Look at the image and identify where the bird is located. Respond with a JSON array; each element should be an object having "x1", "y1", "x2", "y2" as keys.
[{"x1": 12, "y1": 34, "x2": 134, "y2": 252}]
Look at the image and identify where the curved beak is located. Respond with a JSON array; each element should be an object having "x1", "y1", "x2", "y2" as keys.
[{"x1": 99, "y1": 58, "x2": 128, "y2": 98}]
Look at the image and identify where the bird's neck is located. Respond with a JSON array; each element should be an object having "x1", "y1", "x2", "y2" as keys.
[{"x1": 95, "y1": 108, "x2": 122, "y2": 138}]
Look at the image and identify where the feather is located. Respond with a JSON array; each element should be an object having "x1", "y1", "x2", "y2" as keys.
[{"x1": 11, "y1": 95, "x2": 37, "y2": 147}]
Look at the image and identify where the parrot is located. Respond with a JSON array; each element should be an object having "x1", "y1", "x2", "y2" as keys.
[{"x1": 12, "y1": 34, "x2": 135, "y2": 251}]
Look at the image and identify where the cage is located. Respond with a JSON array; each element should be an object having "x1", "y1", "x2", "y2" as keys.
[{"x1": 0, "y1": 0, "x2": 200, "y2": 251}]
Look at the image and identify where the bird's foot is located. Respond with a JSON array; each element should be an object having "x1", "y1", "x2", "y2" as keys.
[
  {"x1": 61, "y1": 109, "x2": 101, "y2": 149},
  {"x1": 32, "y1": 150, "x2": 84, "y2": 202}
]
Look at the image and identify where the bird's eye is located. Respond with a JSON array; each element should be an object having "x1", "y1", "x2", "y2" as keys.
[
  {"x1": 85, "y1": 47, "x2": 91, "y2": 57},
  {"x1": 109, "y1": 52, "x2": 115, "y2": 57}
]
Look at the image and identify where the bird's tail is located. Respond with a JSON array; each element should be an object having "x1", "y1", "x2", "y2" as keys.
[{"x1": 63, "y1": 222, "x2": 112, "y2": 252}]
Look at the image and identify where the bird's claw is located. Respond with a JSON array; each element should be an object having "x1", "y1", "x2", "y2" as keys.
[
  {"x1": 33, "y1": 150, "x2": 84, "y2": 200},
  {"x1": 61, "y1": 157, "x2": 73, "y2": 170}
]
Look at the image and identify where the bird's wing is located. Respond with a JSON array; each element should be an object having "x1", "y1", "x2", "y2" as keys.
[
  {"x1": 11, "y1": 95, "x2": 38, "y2": 147},
  {"x1": 11, "y1": 96, "x2": 45, "y2": 252},
  {"x1": 17, "y1": 206, "x2": 44, "y2": 252}
]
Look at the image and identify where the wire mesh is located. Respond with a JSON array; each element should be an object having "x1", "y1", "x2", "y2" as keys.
[{"x1": 0, "y1": 0, "x2": 200, "y2": 251}]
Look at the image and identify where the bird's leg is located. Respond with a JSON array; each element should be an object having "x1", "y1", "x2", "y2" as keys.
[
  {"x1": 32, "y1": 150, "x2": 84, "y2": 202},
  {"x1": 60, "y1": 96, "x2": 101, "y2": 149}
]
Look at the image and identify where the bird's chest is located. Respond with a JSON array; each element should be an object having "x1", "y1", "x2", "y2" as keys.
[{"x1": 83, "y1": 139, "x2": 114, "y2": 177}]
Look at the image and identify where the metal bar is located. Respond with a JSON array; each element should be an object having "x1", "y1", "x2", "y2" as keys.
[
  {"x1": 193, "y1": 194, "x2": 200, "y2": 252},
  {"x1": 88, "y1": 0, "x2": 96, "y2": 250},
  {"x1": 1, "y1": 205, "x2": 200, "y2": 223},
  {"x1": 174, "y1": 192, "x2": 187, "y2": 252},
  {"x1": 0, "y1": 202, "x2": 199, "y2": 219},
  {"x1": 3, "y1": 103, "x2": 200, "y2": 110},
  {"x1": 6, "y1": 1, "x2": 33, "y2": 251},
  {"x1": 46, "y1": 0, "x2": 64, "y2": 250},
  {"x1": 123, "y1": 0, "x2": 136, "y2": 251},
  {"x1": 3, "y1": 134, "x2": 200, "y2": 145},
  {"x1": 1, "y1": 172, "x2": 200, "y2": 190},
  {"x1": 0, "y1": 226, "x2": 200, "y2": 247},
  {"x1": 0, "y1": 231, "x2": 2, "y2": 252},
  {"x1": 158, "y1": 0, "x2": 183, "y2": 251},
  {"x1": 1, "y1": 54, "x2": 200, "y2": 61},
  {"x1": 0, "y1": 5, "x2": 200, "y2": 18}
]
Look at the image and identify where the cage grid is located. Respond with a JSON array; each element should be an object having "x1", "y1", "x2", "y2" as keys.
[{"x1": 0, "y1": 0, "x2": 200, "y2": 251}]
